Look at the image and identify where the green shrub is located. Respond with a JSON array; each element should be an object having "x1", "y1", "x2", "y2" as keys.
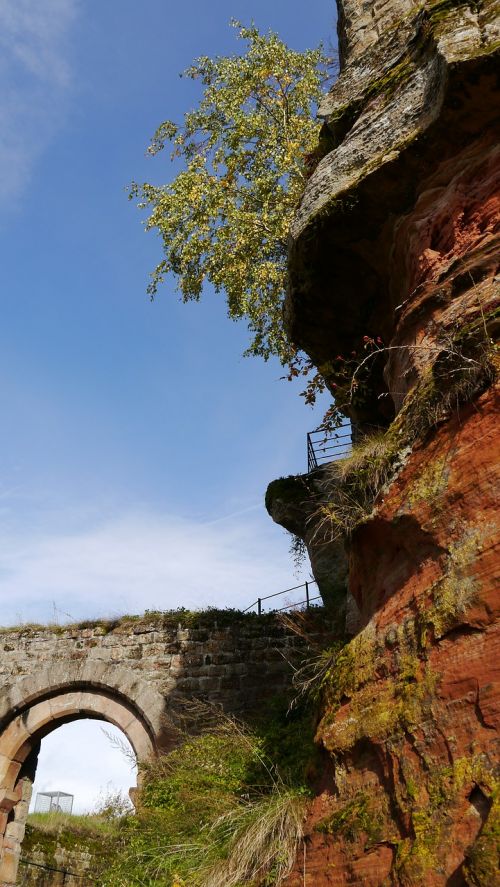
[{"x1": 101, "y1": 704, "x2": 312, "y2": 887}]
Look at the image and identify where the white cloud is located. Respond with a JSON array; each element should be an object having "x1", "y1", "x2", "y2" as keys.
[
  {"x1": 0, "y1": 505, "x2": 302, "y2": 625},
  {"x1": 0, "y1": 0, "x2": 79, "y2": 206},
  {"x1": 5, "y1": 505, "x2": 303, "y2": 813},
  {"x1": 30, "y1": 720, "x2": 137, "y2": 814}
]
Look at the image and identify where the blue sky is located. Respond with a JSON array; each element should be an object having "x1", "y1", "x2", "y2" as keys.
[
  {"x1": 0, "y1": 0, "x2": 336, "y2": 627},
  {"x1": 1, "y1": 0, "x2": 336, "y2": 807}
]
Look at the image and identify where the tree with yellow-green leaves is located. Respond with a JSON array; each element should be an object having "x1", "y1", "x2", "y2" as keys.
[{"x1": 131, "y1": 21, "x2": 332, "y2": 385}]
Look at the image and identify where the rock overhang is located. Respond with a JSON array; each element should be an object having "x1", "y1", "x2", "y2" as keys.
[{"x1": 286, "y1": 0, "x2": 499, "y2": 421}]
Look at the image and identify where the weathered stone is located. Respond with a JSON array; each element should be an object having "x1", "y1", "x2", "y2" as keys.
[
  {"x1": 0, "y1": 793, "x2": 17, "y2": 816},
  {"x1": 286, "y1": 0, "x2": 499, "y2": 428},
  {"x1": 278, "y1": 1, "x2": 499, "y2": 885}
]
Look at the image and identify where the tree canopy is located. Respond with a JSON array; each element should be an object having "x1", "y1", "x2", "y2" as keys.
[{"x1": 131, "y1": 22, "x2": 331, "y2": 374}]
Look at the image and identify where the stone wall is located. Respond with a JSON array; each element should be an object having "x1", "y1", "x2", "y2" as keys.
[
  {"x1": 0, "y1": 612, "x2": 296, "y2": 716},
  {"x1": 0, "y1": 611, "x2": 302, "y2": 885},
  {"x1": 17, "y1": 821, "x2": 116, "y2": 886},
  {"x1": 19, "y1": 843, "x2": 94, "y2": 886}
]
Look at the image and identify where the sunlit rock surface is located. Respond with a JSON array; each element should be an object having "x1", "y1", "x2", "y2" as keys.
[{"x1": 277, "y1": 0, "x2": 499, "y2": 883}]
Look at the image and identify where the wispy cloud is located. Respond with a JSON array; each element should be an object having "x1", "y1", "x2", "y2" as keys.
[
  {"x1": 0, "y1": 0, "x2": 79, "y2": 206},
  {"x1": 1, "y1": 504, "x2": 300, "y2": 811},
  {"x1": 0, "y1": 506, "x2": 300, "y2": 626}
]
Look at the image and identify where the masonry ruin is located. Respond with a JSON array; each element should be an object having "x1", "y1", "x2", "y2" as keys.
[{"x1": 0, "y1": 613, "x2": 297, "y2": 884}]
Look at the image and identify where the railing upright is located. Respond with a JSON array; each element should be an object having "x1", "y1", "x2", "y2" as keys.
[
  {"x1": 307, "y1": 422, "x2": 352, "y2": 472},
  {"x1": 243, "y1": 579, "x2": 321, "y2": 615},
  {"x1": 307, "y1": 433, "x2": 318, "y2": 473}
]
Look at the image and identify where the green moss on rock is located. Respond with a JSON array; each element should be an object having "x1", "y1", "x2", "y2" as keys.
[
  {"x1": 397, "y1": 761, "x2": 498, "y2": 880},
  {"x1": 464, "y1": 784, "x2": 500, "y2": 886},
  {"x1": 265, "y1": 473, "x2": 318, "y2": 515},
  {"x1": 315, "y1": 791, "x2": 384, "y2": 844}
]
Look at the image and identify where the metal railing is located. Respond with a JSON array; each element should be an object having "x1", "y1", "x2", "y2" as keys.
[
  {"x1": 243, "y1": 579, "x2": 321, "y2": 615},
  {"x1": 244, "y1": 424, "x2": 353, "y2": 616},
  {"x1": 20, "y1": 857, "x2": 95, "y2": 882},
  {"x1": 307, "y1": 422, "x2": 352, "y2": 472}
]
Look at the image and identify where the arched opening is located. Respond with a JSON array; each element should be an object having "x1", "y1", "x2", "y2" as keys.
[
  {"x1": 14, "y1": 719, "x2": 137, "y2": 883},
  {"x1": 0, "y1": 685, "x2": 159, "y2": 885},
  {"x1": 30, "y1": 719, "x2": 137, "y2": 815}
]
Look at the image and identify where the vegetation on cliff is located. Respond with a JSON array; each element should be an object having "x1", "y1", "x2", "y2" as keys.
[
  {"x1": 266, "y1": 303, "x2": 498, "y2": 881},
  {"x1": 98, "y1": 699, "x2": 316, "y2": 887},
  {"x1": 269, "y1": 312, "x2": 498, "y2": 556}
]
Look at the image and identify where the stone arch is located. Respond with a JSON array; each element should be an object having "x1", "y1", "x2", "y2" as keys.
[{"x1": 0, "y1": 664, "x2": 172, "y2": 885}]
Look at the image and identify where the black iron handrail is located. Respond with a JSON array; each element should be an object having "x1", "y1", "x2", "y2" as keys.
[
  {"x1": 243, "y1": 579, "x2": 320, "y2": 615},
  {"x1": 245, "y1": 423, "x2": 353, "y2": 616},
  {"x1": 307, "y1": 422, "x2": 352, "y2": 472},
  {"x1": 20, "y1": 857, "x2": 95, "y2": 882}
]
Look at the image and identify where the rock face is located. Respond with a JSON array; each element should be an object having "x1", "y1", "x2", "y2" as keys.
[
  {"x1": 265, "y1": 473, "x2": 350, "y2": 613},
  {"x1": 286, "y1": 0, "x2": 499, "y2": 427},
  {"x1": 284, "y1": 387, "x2": 499, "y2": 886},
  {"x1": 270, "y1": 1, "x2": 499, "y2": 884}
]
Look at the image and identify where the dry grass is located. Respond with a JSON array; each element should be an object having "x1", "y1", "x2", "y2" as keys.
[
  {"x1": 335, "y1": 430, "x2": 395, "y2": 488},
  {"x1": 27, "y1": 811, "x2": 120, "y2": 838},
  {"x1": 289, "y1": 646, "x2": 344, "y2": 703},
  {"x1": 275, "y1": 609, "x2": 345, "y2": 703},
  {"x1": 200, "y1": 790, "x2": 307, "y2": 887},
  {"x1": 306, "y1": 326, "x2": 497, "y2": 550},
  {"x1": 306, "y1": 430, "x2": 400, "y2": 547}
]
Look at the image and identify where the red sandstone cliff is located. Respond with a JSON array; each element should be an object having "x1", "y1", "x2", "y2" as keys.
[{"x1": 268, "y1": 0, "x2": 500, "y2": 883}]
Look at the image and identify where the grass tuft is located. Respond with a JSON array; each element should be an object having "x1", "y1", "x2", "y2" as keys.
[
  {"x1": 307, "y1": 319, "x2": 497, "y2": 547},
  {"x1": 200, "y1": 790, "x2": 306, "y2": 887},
  {"x1": 26, "y1": 811, "x2": 122, "y2": 838}
]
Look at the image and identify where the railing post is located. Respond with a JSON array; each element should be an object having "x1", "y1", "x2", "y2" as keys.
[
  {"x1": 305, "y1": 581, "x2": 310, "y2": 610},
  {"x1": 257, "y1": 598, "x2": 262, "y2": 616},
  {"x1": 307, "y1": 433, "x2": 318, "y2": 473}
]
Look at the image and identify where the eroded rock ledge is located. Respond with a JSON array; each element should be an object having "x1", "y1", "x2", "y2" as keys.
[{"x1": 286, "y1": 0, "x2": 499, "y2": 426}]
